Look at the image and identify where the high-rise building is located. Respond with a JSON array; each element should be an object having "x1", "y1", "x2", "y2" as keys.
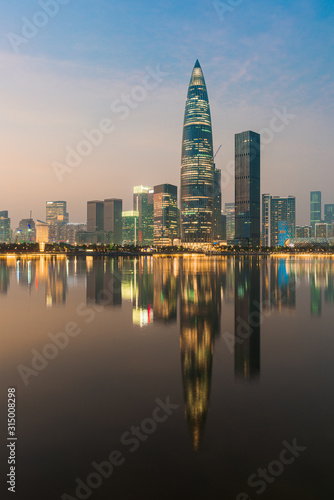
[
  {"x1": 225, "y1": 202, "x2": 235, "y2": 241},
  {"x1": 36, "y1": 220, "x2": 49, "y2": 244},
  {"x1": 66, "y1": 223, "x2": 87, "y2": 245},
  {"x1": 295, "y1": 225, "x2": 312, "y2": 238},
  {"x1": 310, "y1": 191, "x2": 321, "y2": 236},
  {"x1": 213, "y1": 168, "x2": 224, "y2": 240},
  {"x1": 180, "y1": 60, "x2": 214, "y2": 244},
  {"x1": 315, "y1": 223, "x2": 327, "y2": 238},
  {"x1": 133, "y1": 186, "x2": 154, "y2": 245},
  {"x1": 16, "y1": 219, "x2": 36, "y2": 242},
  {"x1": 87, "y1": 201, "x2": 104, "y2": 233},
  {"x1": 104, "y1": 199, "x2": 122, "y2": 245},
  {"x1": 153, "y1": 184, "x2": 178, "y2": 246},
  {"x1": 261, "y1": 195, "x2": 295, "y2": 247},
  {"x1": 235, "y1": 131, "x2": 261, "y2": 246},
  {"x1": 324, "y1": 204, "x2": 334, "y2": 235},
  {"x1": 46, "y1": 201, "x2": 68, "y2": 242},
  {"x1": 122, "y1": 211, "x2": 139, "y2": 245},
  {"x1": 0, "y1": 211, "x2": 11, "y2": 243}
]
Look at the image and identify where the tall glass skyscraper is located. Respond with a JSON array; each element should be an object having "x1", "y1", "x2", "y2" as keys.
[
  {"x1": 235, "y1": 131, "x2": 260, "y2": 246},
  {"x1": 181, "y1": 60, "x2": 214, "y2": 243},
  {"x1": 310, "y1": 191, "x2": 321, "y2": 236}
]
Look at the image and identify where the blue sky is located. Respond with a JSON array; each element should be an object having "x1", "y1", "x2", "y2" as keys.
[{"x1": 0, "y1": 0, "x2": 333, "y2": 227}]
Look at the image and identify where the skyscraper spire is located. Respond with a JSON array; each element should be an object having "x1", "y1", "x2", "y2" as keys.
[{"x1": 180, "y1": 60, "x2": 214, "y2": 243}]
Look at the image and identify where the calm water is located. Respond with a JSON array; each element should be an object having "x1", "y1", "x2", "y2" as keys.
[{"x1": 1, "y1": 255, "x2": 334, "y2": 500}]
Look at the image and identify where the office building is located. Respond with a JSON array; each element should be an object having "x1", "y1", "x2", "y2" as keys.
[
  {"x1": 180, "y1": 60, "x2": 214, "y2": 243},
  {"x1": 310, "y1": 191, "x2": 321, "y2": 236},
  {"x1": 36, "y1": 220, "x2": 49, "y2": 244},
  {"x1": 87, "y1": 201, "x2": 104, "y2": 233},
  {"x1": 315, "y1": 223, "x2": 327, "y2": 238},
  {"x1": 104, "y1": 199, "x2": 122, "y2": 245},
  {"x1": 66, "y1": 223, "x2": 87, "y2": 245},
  {"x1": 133, "y1": 186, "x2": 154, "y2": 245},
  {"x1": 122, "y1": 211, "x2": 139, "y2": 245},
  {"x1": 225, "y1": 202, "x2": 235, "y2": 241},
  {"x1": 213, "y1": 168, "x2": 224, "y2": 240},
  {"x1": 153, "y1": 184, "x2": 178, "y2": 246},
  {"x1": 235, "y1": 131, "x2": 261, "y2": 246},
  {"x1": 46, "y1": 201, "x2": 68, "y2": 242},
  {"x1": 295, "y1": 225, "x2": 312, "y2": 238},
  {"x1": 0, "y1": 211, "x2": 11, "y2": 243},
  {"x1": 16, "y1": 218, "x2": 36, "y2": 243},
  {"x1": 324, "y1": 204, "x2": 334, "y2": 235},
  {"x1": 262, "y1": 195, "x2": 295, "y2": 247}
]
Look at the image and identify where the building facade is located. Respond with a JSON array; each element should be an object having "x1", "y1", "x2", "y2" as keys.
[
  {"x1": 235, "y1": 131, "x2": 261, "y2": 246},
  {"x1": 310, "y1": 191, "x2": 321, "y2": 236},
  {"x1": 225, "y1": 202, "x2": 235, "y2": 241},
  {"x1": 133, "y1": 186, "x2": 154, "y2": 245},
  {"x1": 261, "y1": 195, "x2": 296, "y2": 247},
  {"x1": 295, "y1": 225, "x2": 312, "y2": 238},
  {"x1": 16, "y1": 218, "x2": 36, "y2": 242},
  {"x1": 104, "y1": 199, "x2": 122, "y2": 245},
  {"x1": 87, "y1": 201, "x2": 104, "y2": 233},
  {"x1": 180, "y1": 60, "x2": 214, "y2": 244},
  {"x1": 213, "y1": 168, "x2": 224, "y2": 240},
  {"x1": 122, "y1": 211, "x2": 139, "y2": 245},
  {"x1": 0, "y1": 211, "x2": 11, "y2": 243},
  {"x1": 46, "y1": 201, "x2": 68, "y2": 242},
  {"x1": 153, "y1": 184, "x2": 178, "y2": 246},
  {"x1": 36, "y1": 220, "x2": 49, "y2": 244}
]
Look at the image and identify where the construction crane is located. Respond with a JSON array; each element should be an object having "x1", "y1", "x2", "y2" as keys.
[{"x1": 213, "y1": 144, "x2": 222, "y2": 160}]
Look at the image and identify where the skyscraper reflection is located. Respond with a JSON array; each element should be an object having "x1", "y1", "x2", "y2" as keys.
[
  {"x1": 234, "y1": 258, "x2": 261, "y2": 381},
  {"x1": 87, "y1": 257, "x2": 122, "y2": 307},
  {"x1": 153, "y1": 258, "x2": 179, "y2": 323},
  {"x1": 179, "y1": 258, "x2": 221, "y2": 451},
  {"x1": 0, "y1": 260, "x2": 10, "y2": 294}
]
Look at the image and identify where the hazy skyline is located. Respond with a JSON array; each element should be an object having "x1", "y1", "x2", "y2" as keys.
[{"x1": 1, "y1": 0, "x2": 333, "y2": 229}]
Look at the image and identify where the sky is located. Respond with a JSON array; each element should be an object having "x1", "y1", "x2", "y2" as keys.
[{"x1": 0, "y1": 0, "x2": 333, "y2": 229}]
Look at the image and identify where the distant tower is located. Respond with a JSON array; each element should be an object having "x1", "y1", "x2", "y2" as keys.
[
  {"x1": 235, "y1": 131, "x2": 260, "y2": 246},
  {"x1": 181, "y1": 60, "x2": 214, "y2": 243},
  {"x1": 310, "y1": 191, "x2": 321, "y2": 236}
]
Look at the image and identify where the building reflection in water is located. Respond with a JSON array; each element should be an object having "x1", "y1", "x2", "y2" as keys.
[
  {"x1": 262, "y1": 259, "x2": 296, "y2": 312},
  {"x1": 121, "y1": 257, "x2": 153, "y2": 326},
  {"x1": 0, "y1": 259, "x2": 10, "y2": 294},
  {"x1": 153, "y1": 258, "x2": 179, "y2": 323},
  {"x1": 87, "y1": 257, "x2": 122, "y2": 307},
  {"x1": 179, "y1": 257, "x2": 222, "y2": 452},
  {"x1": 234, "y1": 257, "x2": 261, "y2": 381}
]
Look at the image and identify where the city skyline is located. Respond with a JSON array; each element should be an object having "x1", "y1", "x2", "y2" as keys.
[{"x1": 1, "y1": 1, "x2": 333, "y2": 229}]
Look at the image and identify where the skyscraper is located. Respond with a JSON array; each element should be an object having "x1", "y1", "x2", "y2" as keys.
[
  {"x1": 133, "y1": 186, "x2": 154, "y2": 245},
  {"x1": 122, "y1": 211, "x2": 139, "y2": 245},
  {"x1": 87, "y1": 201, "x2": 104, "y2": 233},
  {"x1": 261, "y1": 194, "x2": 296, "y2": 247},
  {"x1": 46, "y1": 201, "x2": 68, "y2": 242},
  {"x1": 235, "y1": 131, "x2": 261, "y2": 246},
  {"x1": 225, "y1": 202, "x2": 235, "y2": 241},
  {"x1": 16, "y1": 219, "x2": 36, "y2": 243},
  {"x1": 324, "y1": 204, "x2": 334, "y2": 235},
  {"x1": 153, "y1": 184, "x2": 178, "y2": 246},
  {"x1": 310, "y1": 191, "x2": 321, "y2": 236},
  {"x1": 0, "y1": 211, "x2": 11, "y2": 243},
  {"x1": 180, "y1": 60, "x2": 214, "y2": 244},
  {"x1": 213, "y1": 168, "x2": 224, "y2": 240},
  {"x1": 104, "y1": 199, "x2": 122, "y2": 245}
]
